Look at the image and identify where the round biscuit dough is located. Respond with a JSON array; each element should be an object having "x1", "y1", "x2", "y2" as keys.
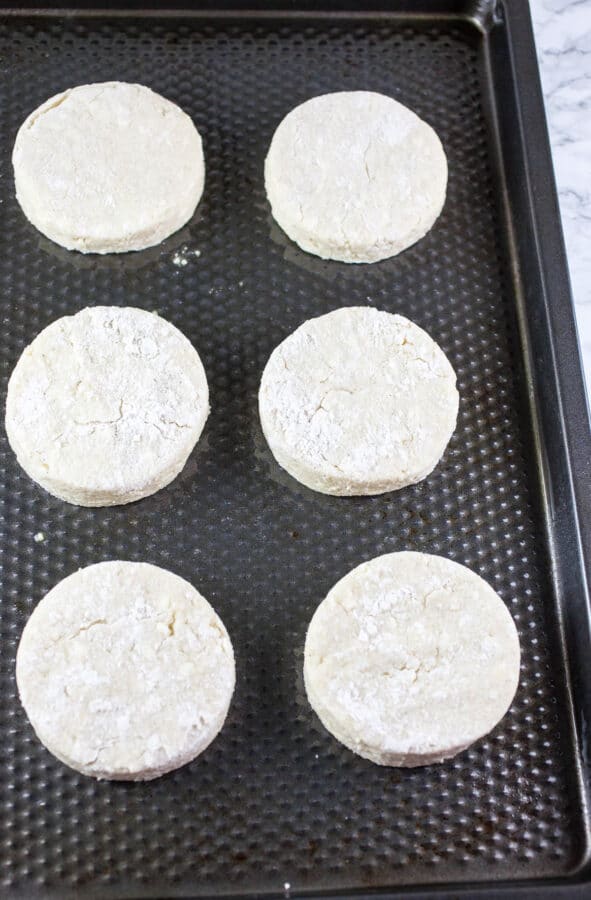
[
  {"x1": 12, "y1": 81, "x2": 205, "y2": 254},
  {"x1": 5, "y1": 306, "x2": 209, "y2": 506},
  {"x1": 264, "y1": 91, "x2": 447, "y2": 263},
  {"x1": 304, "y1": 552, "x2": 520, "y2": 767},
  {"x1": 16, "y1": 561, "x2": 235, "y2": 780},
  {"x1": 258, "y1": 306, "x2": 459, "y2": 496}
]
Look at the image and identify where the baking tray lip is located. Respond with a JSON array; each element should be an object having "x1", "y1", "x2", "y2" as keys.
[
  {"x1": 495, "y1": 0, "x2": 591, "y2": 887},
  {"x1": 167, "y1": 879, "x2": 591, "y2": 900},
  {"x1": 0, "y1": 0, "x2": 490, "y2": 15},
  {"x1": 1, "y1": 0, "x2": 591, "y2": 897}
]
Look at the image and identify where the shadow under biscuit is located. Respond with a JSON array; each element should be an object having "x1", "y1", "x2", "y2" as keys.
[{"x1": 35, "y1": 208, "x2": 204, "y2": 274}]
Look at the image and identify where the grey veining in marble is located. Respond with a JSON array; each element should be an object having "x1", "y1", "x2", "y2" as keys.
[{"x1": 531, "y1": 0, "x2": 591, "y2": 405}]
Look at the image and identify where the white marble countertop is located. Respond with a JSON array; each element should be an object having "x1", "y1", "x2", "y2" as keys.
[{"x1": 530, "y1": 0, "x2": 591, "y2": 409}]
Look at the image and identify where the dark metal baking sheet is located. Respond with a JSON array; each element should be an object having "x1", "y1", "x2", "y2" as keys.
[{"x1": 0, "y1": 1, "x2": 590, "y2": 897}]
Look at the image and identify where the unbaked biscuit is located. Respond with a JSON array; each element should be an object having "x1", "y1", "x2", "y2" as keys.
[
  {"x1": 13, "y1": 82, "x2": 205, "y2": 253},
  {"x1": 258, "y1": 306, "x2": 458, "y2": 495},
  {"x1": 5, "y1": 306, "x2": 209, "y2": 506},
  {"x1": 304, "y1": 552, "x2": 520, "y2": 766},
  {"x1": 265, "y1": 91, "x2": 447, "y2": 263},
  {"x1": 16, "y1": 561, "x2": 235, "y2": 780}
]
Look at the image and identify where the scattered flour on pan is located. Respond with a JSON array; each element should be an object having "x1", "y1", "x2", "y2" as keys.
[{"x1": 172, "y1": 246, "x2": 202, "y2": 267}]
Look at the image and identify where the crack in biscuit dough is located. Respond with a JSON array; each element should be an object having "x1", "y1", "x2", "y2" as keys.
[
  {"x1": 258, "y1": 306, "x2": 459, "y2": 495},
  {"x1": 264, "y1": 91, "x2": 447, "y2": 263},
  {"x1": 304, "y1": 552, "x2": 520, "y2": 767},
  {"x1": 16, "y1": 561, "x2": 235, "y2": 781},
  {"x1": 5, "y1": 306, "x2": 209, "y2": 506},
  {"x1": 12, "y1": 82, "x2": 205, "y2": 253}
]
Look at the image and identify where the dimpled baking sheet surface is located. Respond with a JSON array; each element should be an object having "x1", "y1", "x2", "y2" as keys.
[{"x1": 0, "y1": 2, "x2": 590, "y2": 898}]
